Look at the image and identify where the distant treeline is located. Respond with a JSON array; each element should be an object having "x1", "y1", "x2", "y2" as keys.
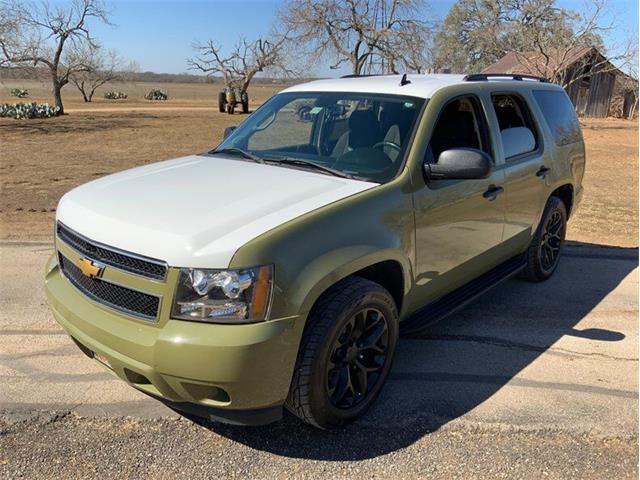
[{"x1": 0, "y1": 67, "x2": 306, "y2": 85}]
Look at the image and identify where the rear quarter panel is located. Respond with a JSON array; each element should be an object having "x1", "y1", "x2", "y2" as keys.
[{"x1": 524, "y1": 84, "x2": 586, "y2": 214}]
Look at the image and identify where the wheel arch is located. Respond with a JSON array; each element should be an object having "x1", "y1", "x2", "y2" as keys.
[
  {"x1": 350, "y1": 260, "x2": 405, "y2": 314},
  {"x1": 551, "y1": 183, "x2": 574, "y2": 218},
  {"x1": 297, "y1": 251, "x2": 411, "y2": 318}
]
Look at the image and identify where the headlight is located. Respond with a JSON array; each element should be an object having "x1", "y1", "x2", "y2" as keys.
[{"x1": 171, "y1": 265, "x2": 273, "y2": 323}]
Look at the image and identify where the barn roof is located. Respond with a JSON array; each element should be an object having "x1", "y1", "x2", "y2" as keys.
[{"x1": 482, "y1": 46, "x2": 597, "y2": 76}]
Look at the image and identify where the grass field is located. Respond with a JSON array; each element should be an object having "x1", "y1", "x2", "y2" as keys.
[
  {"x1": 0, "y1": 79, "x2": 637, "y2": 247},
  {"x1": 0, "y1": 78, "x2": 284, "y2": 109}
]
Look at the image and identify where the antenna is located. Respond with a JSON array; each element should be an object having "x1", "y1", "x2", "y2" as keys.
[{"x1": 400, "y1": 73, "x2": 411, "y2": 86}]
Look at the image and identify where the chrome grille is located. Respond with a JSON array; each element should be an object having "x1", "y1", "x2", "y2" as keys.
[
  {"x1": 56, "y1": 222, "x2": 167, "y2": 281},
  {"x1": 58, "y1": 253, "x2": 160, "y2": 321}
]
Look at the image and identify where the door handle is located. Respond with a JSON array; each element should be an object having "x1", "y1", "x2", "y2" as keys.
[
  {"x1": 536, "y1": 166, "x2": 551, "y2": 178},
  {"x1": 483, "y1": 185, "x2": 504, "y2": 201}
]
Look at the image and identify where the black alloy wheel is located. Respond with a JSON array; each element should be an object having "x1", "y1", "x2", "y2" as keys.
[
  {"x1": 539, "y1": 208, "x2": 564, "y2": 273},
  {"x1": 286, "y1": 277, "x2": 399, "y2": 429},
  {"x1": 326, "y1": 307, "x2": 390, "y2": 409},
  {"x1": 520, "y1": 195, "x2": 567, "y2": 282}
]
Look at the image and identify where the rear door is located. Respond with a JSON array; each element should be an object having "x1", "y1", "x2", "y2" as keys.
[{"x1": 488, "y1": 92, "x2": 549, "y2": 254}]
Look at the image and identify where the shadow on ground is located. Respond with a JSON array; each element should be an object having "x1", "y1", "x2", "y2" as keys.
[{"x1": 184, "y1": 242, "x2": 637, "y2": 460}]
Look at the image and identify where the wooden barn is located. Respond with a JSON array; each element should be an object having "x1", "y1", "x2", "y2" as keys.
[{"x1": 483, "y1": 47, "x2": 637, "y2": 118}]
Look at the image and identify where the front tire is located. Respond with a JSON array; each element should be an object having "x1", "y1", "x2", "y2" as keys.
[
  {"x1": 286, "y1": 277, "x2": 399, "y2": 429},
  {"x1": 520, "y1": 196, "x2": 567, "y2": 281}
]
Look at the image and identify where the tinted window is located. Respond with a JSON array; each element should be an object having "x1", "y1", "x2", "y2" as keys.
[
  {"x1": 492, "y1": 94, "x2": 538, "y2": 134},
  {"x1": 491, "y1": 94, "x2": 539, "y2": 159},
  {"x1": 427, "y1": 96, "x2": 489, "y2": 163},
  {"x1": 532, "y1": 90, "x2": 582, "y2": 146}
]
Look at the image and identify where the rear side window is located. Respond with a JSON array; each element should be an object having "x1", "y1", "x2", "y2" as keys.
[
  {"x1": 532, "y1": 90, "x2": 582, "y2": 146},
  {"x1": 491, "y1": 94, "x2": 539, "y2": 159}
]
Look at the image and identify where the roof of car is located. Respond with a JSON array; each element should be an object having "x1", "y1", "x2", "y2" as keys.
[
  {"x1": 281, "y1": 74, "x2": 467, "y2": 99},
  {"x1": 280, "y1": 73, "x2": 557, "y2": 99}
]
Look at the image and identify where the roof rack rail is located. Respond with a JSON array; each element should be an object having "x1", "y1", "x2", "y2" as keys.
[
  {"x1": 463, "y1": 73, "x2": 549, "y2": 83},
  {"x1": 340, "y1": 74, "x2": 385, "y2": 78}
]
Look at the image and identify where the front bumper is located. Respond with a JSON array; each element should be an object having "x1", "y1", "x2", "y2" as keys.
[{"x1": 45, "y1": 254, "x2": 305, "y2": 424}]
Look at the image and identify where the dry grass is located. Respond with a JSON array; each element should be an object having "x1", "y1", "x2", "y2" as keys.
[
  {"x1": 0, "y1": 78, "x2": 283, "y2": 110},
  {"x1": 0, "y1": 81, "x2": 637, "y2": 247},
  {"x1": 568, "y1": 118, "x2": 638, "y2": 247}
]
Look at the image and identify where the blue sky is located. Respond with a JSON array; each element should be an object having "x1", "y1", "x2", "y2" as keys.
[{"x1": 87, "y1": 0, "x2": 638, "y2": 76}]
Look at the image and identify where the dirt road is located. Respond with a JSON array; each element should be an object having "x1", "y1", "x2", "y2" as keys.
[{"x1": 0, "y1": 242, "x2": 637, "y2": 478}]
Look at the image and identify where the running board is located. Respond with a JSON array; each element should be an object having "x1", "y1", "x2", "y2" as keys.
[{"x1": 400, "y1": 255, "x2": 526, "y2": 336}]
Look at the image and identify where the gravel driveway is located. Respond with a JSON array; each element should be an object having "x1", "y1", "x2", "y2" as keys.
[{"x1": 0, "y1": 242, "x2": 637, "y2": 479}]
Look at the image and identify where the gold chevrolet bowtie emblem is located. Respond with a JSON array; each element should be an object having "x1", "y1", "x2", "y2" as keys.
[{"x1": 77, "y1": 258, "x2": 105, "y2": 278}]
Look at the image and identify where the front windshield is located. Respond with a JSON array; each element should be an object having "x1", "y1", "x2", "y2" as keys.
[{"x1": 214, "y1": 91, "x2": 425, "y2": 183}]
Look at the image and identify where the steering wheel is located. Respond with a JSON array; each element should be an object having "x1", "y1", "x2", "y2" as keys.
[{"x1": 372, "y1": 141, "x2": 401, "y2": 154}]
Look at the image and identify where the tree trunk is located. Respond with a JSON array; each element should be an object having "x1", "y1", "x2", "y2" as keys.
[
  {"x1": 241, "y1": 70, "x2": 258, "y2": 93},
  {"x1": 351, "y1": 56, "x2": 360, "y2": 75},
  {"x1": 52, "y1": 77, "x2": 64, "y2": 115}
]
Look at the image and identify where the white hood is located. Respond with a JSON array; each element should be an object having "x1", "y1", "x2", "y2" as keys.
[{"x1": 57, "y1": 155, "x2": 377, "y2": 268}]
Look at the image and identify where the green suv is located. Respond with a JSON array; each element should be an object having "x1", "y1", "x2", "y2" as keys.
[{"x1": 45, "y1": 73, "x2": 585, "y2": 429}]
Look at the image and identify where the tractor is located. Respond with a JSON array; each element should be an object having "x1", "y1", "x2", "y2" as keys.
[{"x1": 218, "y1": 87, "x2": 249, "y2": 114}]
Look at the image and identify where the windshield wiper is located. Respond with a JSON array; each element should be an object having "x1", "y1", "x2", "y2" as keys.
[
  {"x1": 263, "y1": 156, "x2": 356, "y2": 180},
  {"x1": 210, "y1": 147, "x2": 264, "y2": 164}
]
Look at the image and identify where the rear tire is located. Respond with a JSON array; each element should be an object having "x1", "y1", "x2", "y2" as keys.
[
  {"x1": 520, "y1": 196, "x2": 567, "y2": 282},
  {"x1": 286, "y1": 277, "x2": 399, "y2": 429}
]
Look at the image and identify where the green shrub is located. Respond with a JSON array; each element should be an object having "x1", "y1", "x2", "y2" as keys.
[
  {"x1": 10, "y1": 88, "x2": 29, "y2": 98},
  {"x1": 144, "y1": 89, "x2": 168, "y2": 101},
  {"x1": 104, "y1": 91, "x2": 128, "y2": 99},
  {"x1": 0, "y1": 102, "x2": 60, "y2": 119}
]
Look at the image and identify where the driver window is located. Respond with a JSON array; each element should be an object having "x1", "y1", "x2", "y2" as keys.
[
  {"x1": 426, "y1": 96, "x2": 487, "y2": 164},
  {"x1": 247, "y1": 98, "x2": 314, "y2": 151}
]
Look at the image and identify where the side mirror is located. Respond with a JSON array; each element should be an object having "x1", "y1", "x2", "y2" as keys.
[
  {"x1": 425, "y1": 148, "x2": 492, "y2": 180},
  {"x1": 223, "y1": 126, "x2": 237, "y2": 139}
]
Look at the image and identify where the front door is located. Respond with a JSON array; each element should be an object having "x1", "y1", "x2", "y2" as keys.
[{"x1": 411, "y1": 95, "x2": 506, "y2": 308}]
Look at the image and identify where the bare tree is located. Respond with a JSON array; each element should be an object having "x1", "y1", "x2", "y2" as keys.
[
  {"x1": 0, "y1": 0, "x2": 111, "y2": 114},
  {"x1": 434, "y1": 0, "x2": 536, "y2": 73},
  {"x1": 281, "y1": 0, "x2": 428, "y2": 76},
  {"x1": 188, "y1": 35, "x2": 294, "y2": 92},
  {"x1": 513, "y1": 0, "x2": 637, "y2": 88},
  {"x1": 68, "y1": 46, "x2": 124, "y2": 102},
  {"x1": 379, "y1": 21, "x2": 436, "y2": 73},
  {"x1": 0, "y1": 4, "x2": 18, "y2": 68}
]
